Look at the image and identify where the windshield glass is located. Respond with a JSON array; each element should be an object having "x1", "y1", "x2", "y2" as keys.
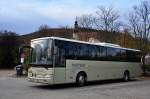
[{"x1": 31, "y1": 39, "x2": 53, "y2": 65}]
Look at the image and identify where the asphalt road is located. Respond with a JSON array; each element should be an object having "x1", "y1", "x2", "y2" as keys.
[{"x1": 0, "y1": 77, "x2": 150, "y2": 99}]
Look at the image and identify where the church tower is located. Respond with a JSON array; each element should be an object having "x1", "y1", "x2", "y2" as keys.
[{"x1": 73, "y1": 18, "x2": 79, "y2": 40}]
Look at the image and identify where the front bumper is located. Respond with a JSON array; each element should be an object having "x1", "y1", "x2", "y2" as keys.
[{"x1": 28, "y1": 77, "x2": 53, "y2": 84}]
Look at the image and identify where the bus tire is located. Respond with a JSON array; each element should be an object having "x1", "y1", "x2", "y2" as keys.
[
  {"x1": 123, "y1": 71, "x2": 130, "y2": 82},
  {"x1": 76, "y1": 72, "x2": 86, "y2": 87}
]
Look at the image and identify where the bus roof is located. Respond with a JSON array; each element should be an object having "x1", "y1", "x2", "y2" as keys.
[{"x1": 31, "y1": 37, "x2": 140, "y2": 52}]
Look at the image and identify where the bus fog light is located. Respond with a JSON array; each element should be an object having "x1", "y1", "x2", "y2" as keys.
[{"x1": 28, "y1": 73, "x2": 33, "y2": 77}]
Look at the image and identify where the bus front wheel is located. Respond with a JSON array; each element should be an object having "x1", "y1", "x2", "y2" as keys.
[{"x1": 76, "y1": 73, "x2": 86, "y2": 87}]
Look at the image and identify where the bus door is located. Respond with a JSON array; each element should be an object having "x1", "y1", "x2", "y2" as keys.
[{"x1": 53, "y1": 44, "x2": 66, "y2": 84}]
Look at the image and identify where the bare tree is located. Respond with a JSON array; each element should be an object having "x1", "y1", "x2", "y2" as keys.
[
  {"x1": 95, "y1": 6, "x2": 120, "y2": 32},
  {"x1": 77, "y1": 14, "x2": 95, "y2": 29},
  {"x1": 128, "y1": 0, "x2": 150, "y2": 74},
  {"x1": 129, "y1": 1, "x2": 150, "y2": 52},
  {"x1": 38, "y1": 24, "x2": 50, "y2": 31}
]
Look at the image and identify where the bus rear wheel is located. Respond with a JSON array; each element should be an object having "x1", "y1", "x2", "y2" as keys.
[
  {"x1": 76, "y1": 73, "x2": 86, "y2": 87},
  {"x1": 123, "y1": 71, "x2": 130, "y2": 82}
]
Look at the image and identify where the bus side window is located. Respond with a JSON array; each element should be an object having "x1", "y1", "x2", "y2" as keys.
[
  {"x1": 126, "y1": 50, "x2": 135, "y2": 62},
  {"x1": 114, "y1": 48, "x2": 121, "y2": 61},
  {"x1": 99, "y1": 46, "x2": 107, "y2": 60},
  {"x1": 88, "y1": 45, "x2": 98, "y2": 60},
  {"x1": 106, "y1": 47, "x2": 121, "y2": 61},
  {"x1": 137, "y1": 52, "x2": 142, "y2": 62},
  {"x1": 64, "y1": 42, "x2": 76, "y2": 60},
  {"x1": 55, "y1": 40, "x2": 65, "y2": 67},
  {"x1": 75, "y1": 44, "x2": 88, "y2": 60},
  {"x1": 120, "y1": 49, "x2": 126, "y2": 62},
  {"x1": 106, "y1": 47, "x2": 114, "y2": 61},
  {"x1": 133, "y1": 51, "x2": 141, "y2": 62}
]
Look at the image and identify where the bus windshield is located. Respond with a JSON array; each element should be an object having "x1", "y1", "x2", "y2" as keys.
[{"x1": 30, "y1": 39, "x2": 53, "y2": 66}]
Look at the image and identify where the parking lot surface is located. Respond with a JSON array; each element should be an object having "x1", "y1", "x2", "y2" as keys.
[{"x1": 0, "y1": 73, "x2": 150, "y2": 99}]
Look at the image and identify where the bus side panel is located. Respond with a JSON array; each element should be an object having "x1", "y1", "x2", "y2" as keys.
[
  {"x1": 53, "y1": 68, "x2": 66, "y2": 84},
  {"x1": 126, "y1": 62, "x2": 142, "y2": 77},
  {"x1": 65, "y1": 60, "x2": 75, "y2": 83},
  {"x1": 66, "y1": 60, "x2": 89, "y2": 83},
  {"x1": 87, "y1": 61, "x2": 124, "y2": 80},
  {"x1": 65, "y1": 60, "x2": 142, "y2": 83}
]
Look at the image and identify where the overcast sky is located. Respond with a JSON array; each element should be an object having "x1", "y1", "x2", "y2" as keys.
[{"x1": 0, "y1": 0, "x2": 141, "y2": 34}]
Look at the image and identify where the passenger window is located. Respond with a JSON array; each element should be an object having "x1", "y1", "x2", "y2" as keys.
[
  {"x1": 76, "y1": 44, "x2": 88, "y2": 60},
  {"x1": 98, "y1": 46, "x2": 107, "y2": 60},
  {"x1": 107, "y1": 47, "x2": 121, "y2": 61},
  {"x1": 88, "y1": 45, "x2": 98, "y2": 60},
  {"x1": 64, "y1": 42, "x2": 76, "y2": 59}
]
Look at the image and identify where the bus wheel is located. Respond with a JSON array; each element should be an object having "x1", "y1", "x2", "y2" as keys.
[
  {"x1": 123, "y1": 71, "x2": 130, "y2": 82},
  {"x1": 76, "y1": 73, "x2": 86, "y2": 87}
]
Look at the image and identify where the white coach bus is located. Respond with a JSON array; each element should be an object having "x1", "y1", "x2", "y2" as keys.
[{"x1": 28, "y1": 37, "x2": 142, "y2": 86}]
